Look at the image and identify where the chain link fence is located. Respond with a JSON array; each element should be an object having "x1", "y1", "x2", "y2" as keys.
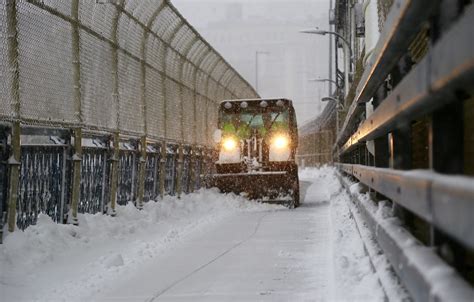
[
  {"x1": 0, "y1": 0, "x2": 258, "y2": 235},
  {"x1": 297, "y1": 102, "x2": 337, "y2": 167},
  {"x1": 1, "y1": 0, "x2": 257, "y2": 140}
]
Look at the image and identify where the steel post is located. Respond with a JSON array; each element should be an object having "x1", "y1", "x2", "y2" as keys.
[
  {"x1": 189, "y1": 147, "x2": 196, "y2": 193},
  {"x1": 69, "y1": 0, "x2": 82, "y2": 225},
  {"x1": 69, "y1": 128, "x2": 82, "y2": 225},
  {"x1": 7, "y1": 122, "x2": 20, "y2": 233},
  {"x1": 109, "y1": 133, "x2": 119, "y2": 216},
  {"x1": 6, "y1": 0, "x2": 20, "y2": 233},
  {"x1": 137, "y1": 136, "x2": 147, "y2": 209},
  {"x1": 159, "y1": 142, "x2": 166, "y2": 199},
  {"x1": 176, "y1": 145, "x2": 183, "y2": 198}
]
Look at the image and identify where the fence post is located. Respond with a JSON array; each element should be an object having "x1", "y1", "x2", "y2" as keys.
[
  {"x1": 6, "y1": 0, "x2": 21, "y2": 233},
  {"x1": 159, "y1": 142, "x2": 166, "y2": 199},
  {"x1": 189, "y1": 146, "x2": 196, "y2": 193},
  {"x1": 69, "y1": 0, "x2": 82, "y2": 225},
  {"x1": 176, "y1": 145, "x2": 183, "y2": 198},
  {"x1": 108, "y1": 0, "x2": 123, "y2": 216},
  {"x1": 7, "y1": 123, "x2": 20, "y2": 233},
  {"x1": 109, "y1": 133, "x2": 119, "y2": 216},
  {"x1": 69, "y1": 129, "x2": 82, "y2": 225},
  {"x1": 137, "y1": 136, "x2": 147, "y2": 209}
]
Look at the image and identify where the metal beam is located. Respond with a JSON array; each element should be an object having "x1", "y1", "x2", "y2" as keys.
[
  {"x1": 338, "y1": 174, "x2": 474, "y2": 302},
  {"x1": 339, "y1": 4, "x2": 474, "y2": 156},
  {"x1": 337, "y1": 163, "x2": 474, "y2": 250},
  {"x1": 107, "y1": 0, "x2": 125, "y2": 216},
  {"x1": 336, "y1": 0, "x2": 435, "y2": 148}
]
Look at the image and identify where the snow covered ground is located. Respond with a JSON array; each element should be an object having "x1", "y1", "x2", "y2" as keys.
[{"x1": 0, "y1": 167, "x2": 399, "y2": 301}]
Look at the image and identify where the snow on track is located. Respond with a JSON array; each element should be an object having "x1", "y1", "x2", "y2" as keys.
[{"x1": 0, "y1": 167, "x2": 393, "y2": 301}]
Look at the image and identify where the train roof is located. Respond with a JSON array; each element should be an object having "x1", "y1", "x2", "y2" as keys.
[{"x1": 219, "y1": 98, "x2": 294, "y2": 109}]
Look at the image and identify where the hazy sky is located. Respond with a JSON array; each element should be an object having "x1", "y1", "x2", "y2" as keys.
[{"x1": 173, "y1": 0, "x2": 332, "y2": 126}]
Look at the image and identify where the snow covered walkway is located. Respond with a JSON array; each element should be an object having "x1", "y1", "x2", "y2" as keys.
[{"x1": 1, "y1": 167, "x2": 394, "y2": 301}]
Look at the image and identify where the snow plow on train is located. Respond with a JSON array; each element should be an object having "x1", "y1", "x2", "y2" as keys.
[{"x1": 208, "y1": 98, "x2": 300, "y2": 208}]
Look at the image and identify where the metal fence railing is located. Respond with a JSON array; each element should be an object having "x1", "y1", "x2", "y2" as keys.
[
  {"x1": 0, "y1": 0, "x2": 258, "y2": 239},
  {"x1": 330, "y1": 0, "x2": 474, "y2": 300}
]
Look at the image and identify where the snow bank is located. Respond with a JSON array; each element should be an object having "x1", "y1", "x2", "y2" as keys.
[
  {"x1": 341, "y1": 177, "x2": 411, "y2": 300},
  {"x1": 301, "y1": 166, "x2": 388, "y2": 301},
  {"x1": 0, "y1": 189, "x2": 282, "y2": 301}
]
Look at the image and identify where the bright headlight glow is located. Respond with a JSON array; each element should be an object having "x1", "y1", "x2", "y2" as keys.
[
  {"x1": 269, "y1": 134, "x2": 291, "y2": 162},
  {"x1": 222, "y1": 137, "x2": 237, "y2": 151},
  {"x1": 272, "y1": 135, "x2": 290, "y2": 149}
]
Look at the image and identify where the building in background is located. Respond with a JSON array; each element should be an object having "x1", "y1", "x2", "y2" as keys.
[{"x1": 173, "y1": 0, "x2": 331, "y2": 125}]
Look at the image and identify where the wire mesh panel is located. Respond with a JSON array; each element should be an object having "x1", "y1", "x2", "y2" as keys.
[
  {"x1": 166, "y1": 49, "x2": 182, "y2": 83},
  {"x1": 181, "y1": 62, "x2": 196, "y2": 89},
  {"x1": 118, "y1": 13, "x2": 144, "y2": 60},
  {"x1": 80, "y1": 31, "x2": 117, "y2": 130},
  {"x1": 3, "y1": 0, "x2": 257, "y2": 133},
  {"x1": 182, "y1": 87, "x2": 195, "y2": 143},
  {"x1": 130, "y1": 0, "x2": 165, "y2": 25},
  {"x1": 79, "y1": 148, "x2": 107, "y2": 214},
  {"x1": 220, "y1": 69, "x2": 235, "y2": 88},
  {"x1": 165, "y1": 79, "x2": 182, "y2": 141},
  {"x1": 206, "y1": 79, "x2": 219, "y2": 101},
  {"x1": 207, "y1": 101, "x2": 218, "y2": 144},
  {"x1": 145, "y1": 34, "x2": 166, "y2": 73},
  {"x1": 18, "y1": 145, "x2": 66, "y2": 230},
  {"x1": 187, "y1": 40, "x2": 208, "y2": 66},
  {"x1": 215, "y1": 87, "x2": 227, "y2": 103},
  {"x1": 152, "y1": 6, "x2": 182, "y2": 42},
  {"x1": 79, "y1": 1, "x2": 115, "y2": 41},
  {"x1": 38, "y1": 0, "x2": 72, "y2": 17},
  {"x1": 0, "y1": 1, "x2": 12, "y2": 120},
  {"x1": 118, "y1": 52, "x2": 144, "y2": 134},
  {"x1": 195, "y1": 95, "x2": 208, "y2": 145},
  {"x1": 0, "y1": 128, "x2": 8, "y2": 233},
  {"x1": 145, "y1": 68, "x2": 165, "y2": 139},
  {"x1": 211, "y1": 63, "x2": 227, "y2": 84},
  {"x1": 194, "y1": 70, "x2": 206, "y2": 98},
  {"x1": 16, "y1": 3, "x2": 76, "y2": 125},
  {"x1": 123, "y1": 0, "x2": 141, "y2": 18}
]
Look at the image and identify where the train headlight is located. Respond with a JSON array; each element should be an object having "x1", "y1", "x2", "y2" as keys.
[
  {"x1": 269, "y1": 134, "x2": 291, "y2": 162},
  {"x1": 273, "y1": 135, "x2": 289, "y2": 149},
  {"x1": 219, "y1": 137, "x2": 241, "y2": 163},
  {"x1": 222, "y1": 137, "x2": 238, "y2": 151}
]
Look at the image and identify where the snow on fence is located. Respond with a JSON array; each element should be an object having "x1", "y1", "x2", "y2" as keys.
[{"x1": 0, "y1": 0, "x2": 258, "y2": 239}]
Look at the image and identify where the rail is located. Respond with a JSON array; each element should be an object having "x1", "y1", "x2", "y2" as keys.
[
  {"x1": 311, "y1": 0, "x2": 474, "y2": 299},
  {"x1": 336, "y1": 0, "x2": 435, "y2": 148}
]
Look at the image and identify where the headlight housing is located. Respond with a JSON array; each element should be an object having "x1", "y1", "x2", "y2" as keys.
[
  {"x1": 218, "y1": 137, "x2": 241, "y2": 163},
  {"x1": 269, "y1": 134, "x2": 291, "y2": 162}
]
